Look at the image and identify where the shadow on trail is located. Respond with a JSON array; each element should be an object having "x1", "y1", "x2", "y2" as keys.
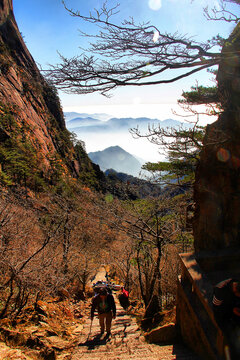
[
  {"x1": 171, "y1": 342, "x2": 201, "y2": 359},
  {"x1": 78, "y1": 333, "x2": 111, "y2": 350}
]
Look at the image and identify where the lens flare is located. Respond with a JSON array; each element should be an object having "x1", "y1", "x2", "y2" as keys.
[
  {"x1": 153, "y1": 31, "x2": 160, "y2": 43},
  {"x1": 217, "y1": 148, "x2": 231, "y2": 162},
  {"x1": 231, "y1": 155, "x2": 240, "y2": 169}
]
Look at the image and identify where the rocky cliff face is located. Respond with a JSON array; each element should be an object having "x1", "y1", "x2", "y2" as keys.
[
  {"x1": 0, "y1": 0, "x2": 62, "y2": 162},
  {"x1": 0, "y1": 0, "x2": 104, "y2": 189},
  {"x1": 193, "y1": 24, "x2": 240, "y2": 252}
]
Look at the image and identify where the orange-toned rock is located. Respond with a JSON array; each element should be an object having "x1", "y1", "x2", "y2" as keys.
[
  {"x1": 0, "y1": 0, "x2": 106, "y2": 190},
  {"x1": 44, "y1": 335, "x2": 69, "y2": 351},
  {"x1": 0, "y1": 342, "x2": 32, "y2": 359},
  {"x1": 0, "y1": 327, "x2": 28, "y2": 347},
  {"x1": 145, "y1": 322, "x2": 177, "y2": 344},
  {"x1": 35, "y1": 300, "x2": 49, "y2": 317}
]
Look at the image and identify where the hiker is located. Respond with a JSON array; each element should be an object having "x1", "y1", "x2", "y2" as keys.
[
  {"x1": 118, "y1": 286, "x2": 130, "y2": 309},
  {"x1": 122, "y1": 287, "x2": 129, "y2": 299},
  {"x1": 91, "y1": 287, "x2": 116, "y2": 336},
  {"x1": 212, "y1": 278, "x2": 240, "y2": 358}
]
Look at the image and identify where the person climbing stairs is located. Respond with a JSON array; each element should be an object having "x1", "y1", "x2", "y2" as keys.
[{"x1": 68, "y1": 294, "x2": 200, "y2": 360}]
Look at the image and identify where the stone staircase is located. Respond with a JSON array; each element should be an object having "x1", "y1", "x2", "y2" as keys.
[{"x1": 66, "y1": 297, "x2": 201, "y2": 360}]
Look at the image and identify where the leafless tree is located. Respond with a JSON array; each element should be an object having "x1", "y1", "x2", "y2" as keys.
[
  {"x1": 45, "y1": 1, "x2": 239, "y2": 96},
  {"x1": 92, "y1": 193, "x2": 180, "y2": 317},
  {"x1": 108, "y1": 236, "x2": 136, "y2": 291},
  {"x1": 0, "y1": 188, "x2": 113, "y2": 317},
  {"x1": 0, "y1": 193, "x2": 61, "y2": 318}
]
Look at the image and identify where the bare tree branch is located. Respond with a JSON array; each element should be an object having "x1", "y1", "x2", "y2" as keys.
[
  {"x1": 204, "y1": 0, "x2": 240, "y2": 23},
  {"x1": 44, "y1": 1, "x2": 238, "y2": 95}
]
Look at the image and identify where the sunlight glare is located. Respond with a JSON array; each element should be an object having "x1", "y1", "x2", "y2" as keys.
[
  {"x1": 214, "y1": 0, "x2": 221, "y2": 10},
  {"x1": 153, "y1": 30, "x2": 160, "y2": 43},
  {"x1": 133, "y1": 97, "x2": 141, "y2": 105},
  {"x1": 148, "y1": 0, "x2": 162, "y2": 11}
]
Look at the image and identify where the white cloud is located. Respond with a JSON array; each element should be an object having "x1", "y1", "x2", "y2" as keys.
[{"x1": 148, "y1": 0, "x2": 162, "y2": 11}]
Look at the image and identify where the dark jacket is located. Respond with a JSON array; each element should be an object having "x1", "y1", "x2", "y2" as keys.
[
  {"x1": 212, "y1": 278, "x2": 240, "y2": 324},
  {"x1": 91, "y1": 294, "x2": 116, "y2": 319}
]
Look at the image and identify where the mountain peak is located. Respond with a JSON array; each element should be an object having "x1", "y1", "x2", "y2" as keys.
[
  {"x1": 105, "y1": 145, "x2": 127, "y2": 152},
  {"x1": 88, "y1": 146, "x2": 142, "y2": 177}
]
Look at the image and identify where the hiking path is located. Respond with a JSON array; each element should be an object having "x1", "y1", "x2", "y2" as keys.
[{"x1": 60, "y1": 267, "x2": 200, "y2": 360}]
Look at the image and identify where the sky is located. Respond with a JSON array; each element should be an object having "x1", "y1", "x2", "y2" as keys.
[
  {"x1": 13, "y1": 0, "x2": 238, "y2": 118},
  {"x1": 12, "y1": 0, "x2": 239, "y2": 162}
]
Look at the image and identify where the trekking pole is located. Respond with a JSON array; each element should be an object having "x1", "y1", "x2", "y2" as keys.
[
  {"x1": 87, "y1": 318, "x2": 93, "y2": 341},
  {"x1": 224, "y1": 345, "x2": 231, "y2": 360}
]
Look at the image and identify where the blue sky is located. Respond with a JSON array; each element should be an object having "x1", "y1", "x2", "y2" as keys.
[{"x1": 13, "y1": 0, "x2": 238, "y2": 120}]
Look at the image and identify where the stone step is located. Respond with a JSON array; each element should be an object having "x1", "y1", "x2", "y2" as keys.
[
  {"x1": 69, "y1": 297, "x2": 200, "y2": 360},
  {"x1": 71, "y1": 344, "x2": 200, "y2": 360},
  {"x1": 71, "y1": 352, "x2": 198, "y2": 360}
]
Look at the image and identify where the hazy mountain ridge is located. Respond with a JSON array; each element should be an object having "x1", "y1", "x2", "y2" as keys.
[
  {"x1": 64, "y1": 112, "x2": 191, "y2": 166},
  {"x1": 67, "y1": 117, "x2": 102, "y2": 127},
  {"x1": 64, "y1": 112, "x2": 111, "y2": 122},
  {"x1": 65, "y1": 112, "x2": 185, "y2": 133},
  {"x1": 89, "y1": 146, "x2": 144, "y2": 176}
]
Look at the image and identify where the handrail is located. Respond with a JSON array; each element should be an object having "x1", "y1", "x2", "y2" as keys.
[{"x1": 178, "y1": 251, "x2": 229, "y2": 360}]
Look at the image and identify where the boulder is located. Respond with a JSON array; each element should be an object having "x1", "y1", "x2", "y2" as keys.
[
  {"x1": 145, "y1": 322, "x2": 177, "y2": 344},
  {"x1": 45, "y1": 335, "x2": 70, "y2": 351},
  {"x1": 72, "y1": 324, "x2": 84, "y2": 335}
]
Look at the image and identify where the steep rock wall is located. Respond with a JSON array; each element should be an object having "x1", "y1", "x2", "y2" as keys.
[
  {"x1": 0, "y1": 0, "x2": 105, "y2": 189},
  {"x1": 0, "y1": 0, "x2": 69, "y2": 168},
  {"x1": 193, "y1": 24, "x2": 240, "y2": 252}
]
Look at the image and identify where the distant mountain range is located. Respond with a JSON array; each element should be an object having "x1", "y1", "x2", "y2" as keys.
[
  {"x1": 88, "y1": 146, "x2": 144, "y2": 176},
  {"x1": 64, "y1": 112, "x2": 192, "y2": 170},
  {"x1": 64, "y1": 112, "x2": 111, "y2": 122},
  {"x1": 67, "y1": 117, "x2": 102, "y2": 128},
  {"x1": 65, "y1": 113, "x2": 184, "y2": 133}
]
